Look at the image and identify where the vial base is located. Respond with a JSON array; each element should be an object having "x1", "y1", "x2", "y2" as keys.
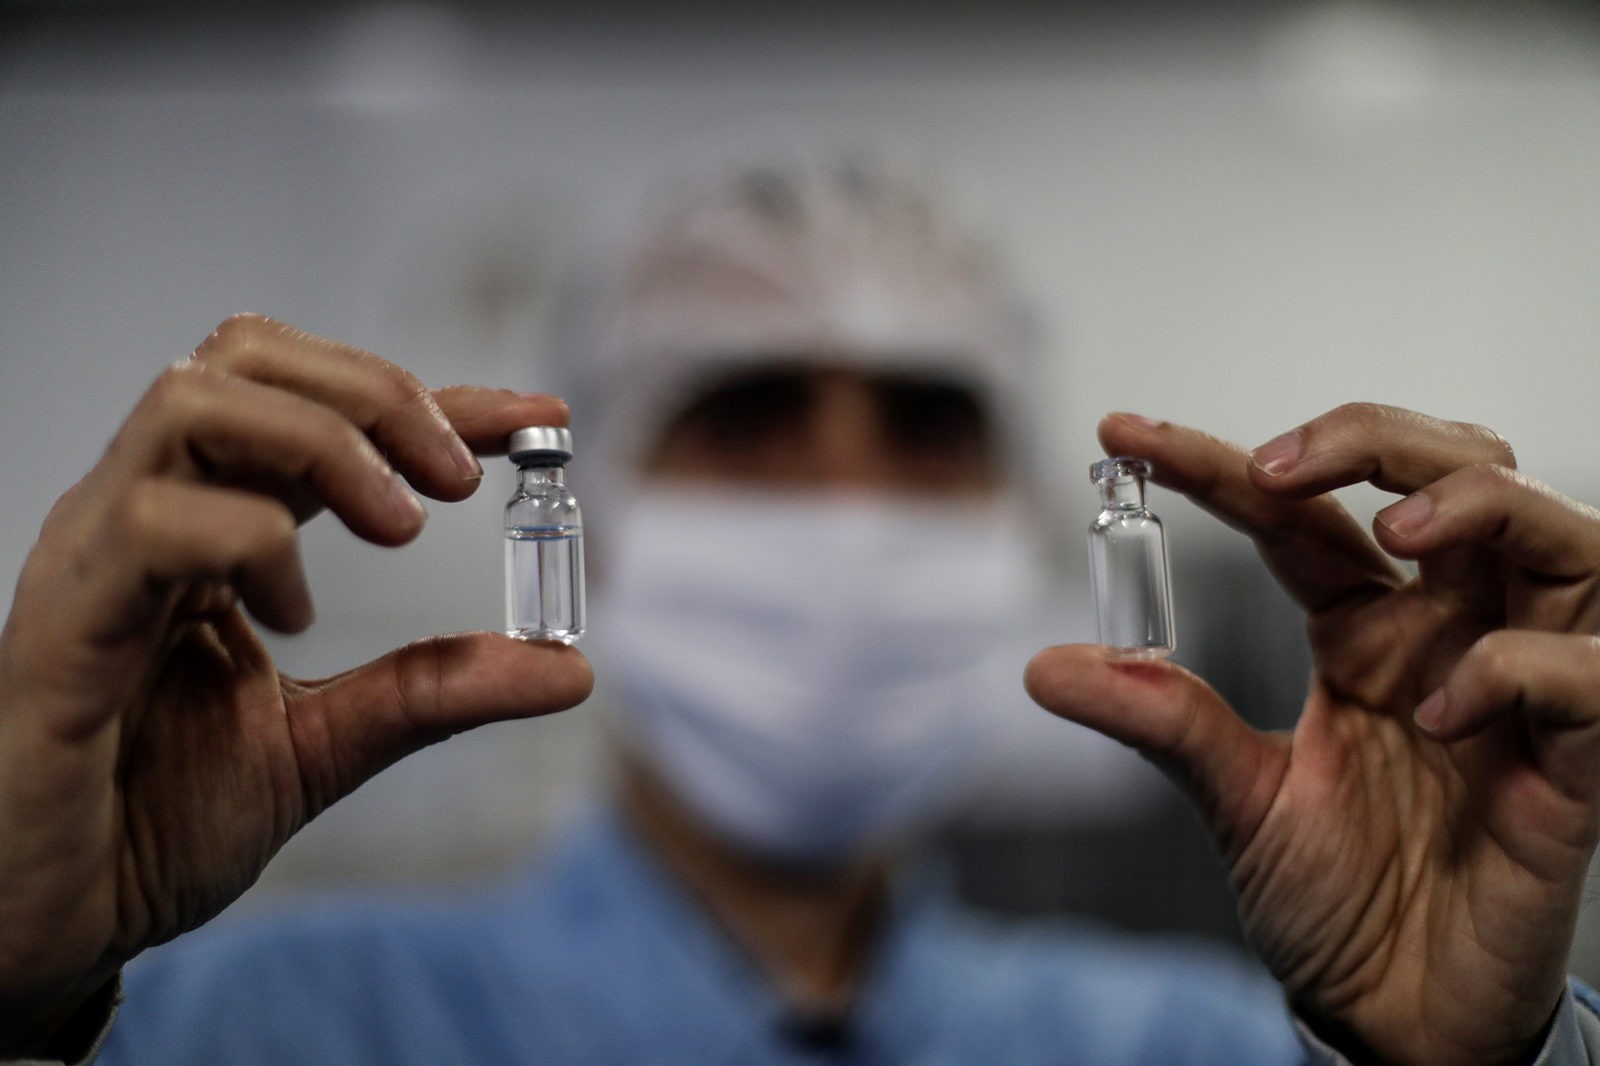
[
  {"x1": 505, "y1": 525, "x2": 585, "y2": 644},
  {"x1": 1103, "y1": 644, "x2": 1173, "y2": 662}
]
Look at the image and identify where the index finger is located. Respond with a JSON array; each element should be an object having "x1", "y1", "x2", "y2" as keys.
[
  {"x1": 1099, "y1": 413, "x2": 1403, "y2": 613},
  {"x1": 194, "y1": 315, "x2": 488, "y2": 504},
  {"x1": 432, "y1": 386, "x2": 570, "y2": 456},
  {"x1": 1245, "y1": 402, "x2": 1517, "y2": 499}
]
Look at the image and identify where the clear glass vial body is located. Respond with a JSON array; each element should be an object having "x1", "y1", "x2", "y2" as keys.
[
  {"x1": 1088, "y1": 457, "x2": 1175, "y2": 659},
  {"x1": 504, "y1": 427, "x2": 585, "y2": 644}
]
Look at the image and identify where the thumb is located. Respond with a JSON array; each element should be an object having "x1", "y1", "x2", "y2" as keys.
[
  {"x1": 286, "y1": 632, "x2": 594, "y2": 812},
  {"x1": 1024, "y1": 645, "x2": 1281, "y2": 853}
]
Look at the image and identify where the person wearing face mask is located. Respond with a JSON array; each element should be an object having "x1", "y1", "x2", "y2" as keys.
[
  {"x1": 7, "y1": 157, "x2": 1600, "y2": 1066},
  {"x1": 588, "y1": 159, "x2": 1075, "y2": 875}
]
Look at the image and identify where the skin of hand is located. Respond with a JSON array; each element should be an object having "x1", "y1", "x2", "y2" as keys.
[
  {"x1": 0, "y1": 315, "x2": 594, "y2": 1053},
  {"x1": 1026, "y1": 404, "x2": 1600, "y2": 1066}
]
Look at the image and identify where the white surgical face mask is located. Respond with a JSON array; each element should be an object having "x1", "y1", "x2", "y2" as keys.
[{"x1": 595, "y1": 488, "x2": 1037, "y2": 866}]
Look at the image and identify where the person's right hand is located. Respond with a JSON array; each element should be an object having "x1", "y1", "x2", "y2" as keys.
[{"x1": 0, "y1": 315, "x2": 594, "y2": 1054}]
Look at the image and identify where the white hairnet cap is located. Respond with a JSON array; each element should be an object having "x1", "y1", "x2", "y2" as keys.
[{"x1": 581, "y1": 154, "x2": 1040, "y2": 483}]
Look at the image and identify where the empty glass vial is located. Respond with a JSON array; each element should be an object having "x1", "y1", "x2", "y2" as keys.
[
  {"x1": 1088, "y1": 457, "x2": 1174, "y2": 659},
  {"x1": 504, "y1": 426, "x2": 585, "y2": 644}
]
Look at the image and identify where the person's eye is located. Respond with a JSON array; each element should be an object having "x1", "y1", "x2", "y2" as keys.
[
  {"x1": 665, "y1": 368, "x2": 812, "y2": 452},
  {"x1": 877, "y1": 378, "x2": 992, "y2": 465}
]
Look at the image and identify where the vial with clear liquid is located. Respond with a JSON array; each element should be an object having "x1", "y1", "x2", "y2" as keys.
[
  {"x1": 1088, "y1": 457, "x2": 1174, "y2": 659},
  {"x1": 504, "y1": 426, "x2": 585, "y2": 644}
]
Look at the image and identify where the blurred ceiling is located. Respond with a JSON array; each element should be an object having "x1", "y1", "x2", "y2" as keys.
[{"x1": 4, "y1": 0, "x2": 1595, "y2": 96}]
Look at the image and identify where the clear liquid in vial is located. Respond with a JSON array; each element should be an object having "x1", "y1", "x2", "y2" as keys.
[
  {"x1": 505, "y1": 524, "x2": 585, "y2": 644},
  {"x1": 1089, "y1": 513, "x2": 1174, "y2": 659}
]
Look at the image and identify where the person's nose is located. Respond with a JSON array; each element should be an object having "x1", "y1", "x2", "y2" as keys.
[{"x1": 807, "y1": 373, "x2": 903, "y2": 491}]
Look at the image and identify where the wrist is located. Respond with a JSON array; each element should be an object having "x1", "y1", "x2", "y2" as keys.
[
  {"x1": 1292, "y1": 995, "x2": 1558, "y2": 1066},
  {"x1": 0, "y1": 975, "x2": 120, "y2": 1061}
]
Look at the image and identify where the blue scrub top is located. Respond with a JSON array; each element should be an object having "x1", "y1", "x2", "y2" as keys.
[{"x1": 104, "y1": 808, "x2": 1306, "y2": 1064}]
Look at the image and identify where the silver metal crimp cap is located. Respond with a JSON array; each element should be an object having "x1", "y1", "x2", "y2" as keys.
[{"x1": 508, "y1": 425, "x2": 573, "y2": 464}]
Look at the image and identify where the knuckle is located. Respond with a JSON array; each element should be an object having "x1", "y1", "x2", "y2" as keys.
[
  {"x1": 222, "y1": 311, "x2": 273, "y2": 331},
  {"x1": 244, "y1": 501, "x2": 299, "y2": 556},
  {"x1": 366, "y1": 352, "x2": 429, "y2": 407},
  {"x1": 1464, "y1": 630, "x2": 1516, "y2": 683},
  {"x1": 1456, "y1": 462, "x2": 1519, "y2": 494},
  {"x1": 1322, "y1": 401, "x2": 1390, "y2": 435},
  {"x1": 136, "y1": 362, "x2": 212, "y2": 424},
  {"x1": 1331, "y1": 400, "x2": 1386, "y2": 423},
  {"x1": 332, "y1": 416, "x2": 386, "y2": 467},
  {"x1": 36, "y1": 482, "x2": 87, "y2": 539},
  {"x1": 1304, "y1": 402, "x2": 1389, "y2": 451},
  {"x1": 122, "y1": 479, "x2": 173, "y2": 547},
  {"x1": 318, "y1": 418, "x2": 394, "y2": 490},
  {"x1": 145, "y1": 361, "x2": 195, "y2": 400},
  {"x1": 198, "y1": 312, "x2": 275, "y2": 357}
]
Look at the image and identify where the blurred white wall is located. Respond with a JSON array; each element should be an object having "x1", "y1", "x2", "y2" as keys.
[{"x1": 2, "y1": 2, "x2": 1598, "y2": 912}]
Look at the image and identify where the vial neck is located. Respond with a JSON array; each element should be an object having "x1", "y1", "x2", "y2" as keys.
[
  {"x1": 1097, "y1": 476, "x2": 1146, "y2": 510},
  {"x1": 517, "y1": 463, "x2": 567, "y2": 488}
]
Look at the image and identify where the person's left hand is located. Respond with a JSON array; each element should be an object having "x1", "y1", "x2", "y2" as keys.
[{"x1": 1026, "y1": 404, "x2": 1600, "y2": 1066}]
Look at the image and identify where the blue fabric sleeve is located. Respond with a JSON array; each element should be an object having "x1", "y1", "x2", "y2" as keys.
[{"x1": 46, "y1": 971, "x2": 1600, "y2": 1065}]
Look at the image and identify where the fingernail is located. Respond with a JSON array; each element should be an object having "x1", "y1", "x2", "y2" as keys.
[
  {"x1": 1250, "y1": 431, "x2": 1302, "y2": 477},
  {"x1": 450, "y1": 434, "x2": 483, "y2": 481},
  {"x1": 1110, "y1": 412, "x2": 1161, "y2": 430},
  {"x1": 1414, "y1": 688, "x2": 1448, "y2": 734},
  {"x1": 389, "y1": 476, "x2": 428, "y2": 526},
  {"x1": 1376, "y1": 493, "x2": 1432, "y2": 536}
]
